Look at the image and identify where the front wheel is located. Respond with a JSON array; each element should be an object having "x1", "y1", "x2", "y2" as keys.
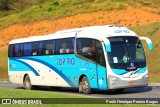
[{"x1": 79, "y1": 76, "x2": 92, "y2": 94}]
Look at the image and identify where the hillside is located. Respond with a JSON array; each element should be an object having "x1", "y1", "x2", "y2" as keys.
[
  {"x1": 0, "y1": 0, "x2": 160, "y2": 82},
  {"x1": 0, "y1": 6, "x2": 160, "y2": 49},
  {"x1": 0, "y1": 0, "x2": 45, "y2": 17}
]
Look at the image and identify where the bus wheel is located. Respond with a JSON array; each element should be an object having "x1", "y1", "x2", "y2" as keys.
[
  {"x1": 24, "y1": 75, "x2": 35, "y2": 90},
  {"x1": 81, "y1": 76, "x2": 92, "y2": 94}
]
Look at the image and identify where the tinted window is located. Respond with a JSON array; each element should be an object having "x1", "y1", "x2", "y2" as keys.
[
  {"x1": 39, "y1": 40, "x2": 55, "y2": 55},
  {"x1": 24, "y1": 43, "x2": 32, "y2": 56},
  {"x1": 107, "y1": 36, "x2": 146, "y2": 70},
  {"x1": 56, "y1": 38, "x2": 74, "y2": 54},
  {"x1": 8, "y1": 44, "x2": 14, "y2": 57},
  {"x1": 77, "y1": 38, "x2": 96, "y2": 62},
  {"x1": 8, "y1": 38, "x2": 73, "y2": 57},
  {"x1": 32, "y1": 42, "x2": 38, "y2": 55},
  {"x1": 13, "y1": 44, "x2": 23, "y2": 57},
  {"x1": 96, "y1": 41, "x2": 106, "y2": 67},
  {"x1": 77, "y1": 38, "x2": 106, "y2": 66}
]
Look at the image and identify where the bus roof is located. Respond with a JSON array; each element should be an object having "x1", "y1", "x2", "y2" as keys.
[{"x1": 9, "y1": 25, "x2": 138, "y2": 44}]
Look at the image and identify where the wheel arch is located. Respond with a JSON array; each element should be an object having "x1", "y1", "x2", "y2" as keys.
[{"x1": 78, "y1": 74, "x2": 88, "y2": 85}]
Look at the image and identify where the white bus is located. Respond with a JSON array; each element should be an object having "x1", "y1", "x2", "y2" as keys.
[{"x1": 8, "y1": 25, "x2": 153, "y2": 94}]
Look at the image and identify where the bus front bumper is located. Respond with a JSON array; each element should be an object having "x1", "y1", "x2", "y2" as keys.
[{"x1": 107, "y1": 75, "x2": 148, "y2": 89}]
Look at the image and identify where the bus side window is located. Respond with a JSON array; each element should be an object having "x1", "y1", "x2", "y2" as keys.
[
  {"x1": 32, "y1": 42, "x2": 38, "y2": 56},
  {"x1": 57, "y1": 38, "x2": 74, "y2": 54},
  {"x1": 46, "y1": 41, "x2": 55, "y2": 55},
  {"x1": 8, "y1": 44, "x2": 14, "y2": 57},
  {"x1": 60, "y1": 41, "x2": 67, "y2": 54},
  {"x1": 24, "y1": 43, "x2": 32, "y2": 56},
  {"x1": 18, "y1": 50, "x2": 23, "y2": 56},
  {"x1": 77, "y1": 38, "x2": 96, "y2": 62},
  {"x1": 96, "y1": 41, "x2": 106, "y2": 67},
  {"x1": 13, "y1": 44, "x2": 23, "y2": 57},
  {"x1": 14, "y1": 44, "x2": 19, "y2": 57}
]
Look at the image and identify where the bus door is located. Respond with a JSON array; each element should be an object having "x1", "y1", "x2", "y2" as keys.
[{"x1": 96, "y1": 41, "x2": 108, "y2": 90}]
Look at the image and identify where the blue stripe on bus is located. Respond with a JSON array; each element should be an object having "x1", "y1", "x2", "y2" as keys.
[
  {"x1": 111, "y1": 68, "x2": 127, "y2": 75},
  {"x1": 10, "y1": 59, "x2": 40, "y2": 76},
  {"x1": 10, "y1": 58, "x2": 75, "y2": 87},
  {"x1": 133, "y1": 67, "x2": 146, "y2": 74}
]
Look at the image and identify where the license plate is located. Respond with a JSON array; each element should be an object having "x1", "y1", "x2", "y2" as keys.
[{"x1": 129, "y1": 82, "x2": 136, "y2": 85}]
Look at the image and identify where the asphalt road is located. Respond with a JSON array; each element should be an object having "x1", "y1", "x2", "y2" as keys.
[{"x1": 0, "y1": 81, "x2": 160, "y2": 98}]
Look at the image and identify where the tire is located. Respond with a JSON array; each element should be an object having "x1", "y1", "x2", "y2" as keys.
[
  {"x1": 24, "y1": 75, "x2": 35, "y2": 90},
  {"x1": 79, "y1": 81, "x2": 83, "y2": 93},
  {"x1": 80, "y1": 76, "x2": 92, "y2": 94}
]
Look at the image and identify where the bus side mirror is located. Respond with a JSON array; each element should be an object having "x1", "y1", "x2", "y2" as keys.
[
  {"x1": 139, "y1": 37, "x2": 153, "y2": 51},
  {"x1": 104, "y1": 39, "x2": 111, "y2": 52}
]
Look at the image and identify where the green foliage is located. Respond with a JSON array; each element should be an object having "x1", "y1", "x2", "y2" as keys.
[
  {"x1": 126, "y1": 0, "x2": 160, "y2": 8},
  {"x1": 0, "y1": 0, "x2": 127, "y2": 29},
  {"x1": 37, "y1": 0, "x2": 46, "y2": 4},
  {"x1": 139, "y1": 0, "x2": 151, "y2": 6},
  {"x1": 0, "y1": 0, "x2": 11, "y2": 10},
  {"x1": 47, "y1": 7, "x2": 53, "y2": 12},
  {"x1": 53, "y1": 1, "x2": 59, "y2": 6},
  {"x1": 0, "y1": 0, "x2": 159, "y2": 29}
]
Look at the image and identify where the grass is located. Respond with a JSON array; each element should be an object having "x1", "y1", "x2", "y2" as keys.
[
  {"x1": 0, "y1": 88, "x2": 157, "y2": 106},
  {"x1": 0, "y1": 0, "x2": 160, "y2": 30},
  {"x1": 0, "y1": 88, "x2": 82, "y2": 98},
  {"x1": 0, "y1": 0, "x2": 126, "y2": 30}
]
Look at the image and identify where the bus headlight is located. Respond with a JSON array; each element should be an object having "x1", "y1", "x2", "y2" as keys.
[
  {"x1": 142, "y1": 74, "x2": 148, "y2": 83},
  {"x1": 108, "y1": 75, "x2": 120, "y2": 81},
  {"x1": 143, "y1": 74, "x2": 148, "y2": 79}
]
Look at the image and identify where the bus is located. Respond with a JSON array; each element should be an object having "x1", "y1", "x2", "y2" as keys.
[{"x1": 8, "y1": 25, "x2": 153, "y2": 94}]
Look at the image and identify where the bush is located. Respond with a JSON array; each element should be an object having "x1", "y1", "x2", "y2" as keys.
[
  {"x1": 37, "y1": 0, "x2": 46, "y2": 4},
  {"x1": 0, "y1": 0, "x2": 11, "y2": 10},
  {"x1": 47, "y1": 7, "x2": 53, "y2": 12}
]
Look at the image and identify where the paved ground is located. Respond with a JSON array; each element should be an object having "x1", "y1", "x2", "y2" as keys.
[{"x1": 0, "y1": 81, "x2": 160, "y2": 98}]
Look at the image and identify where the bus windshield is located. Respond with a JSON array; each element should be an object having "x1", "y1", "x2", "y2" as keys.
[{"x1": 107, "y1": 36, "x2": 146, "y2": 71}]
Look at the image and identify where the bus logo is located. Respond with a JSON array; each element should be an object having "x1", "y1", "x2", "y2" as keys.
[{"x1": 130, "y1": 63, "x2": 134, "y2": 67}]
